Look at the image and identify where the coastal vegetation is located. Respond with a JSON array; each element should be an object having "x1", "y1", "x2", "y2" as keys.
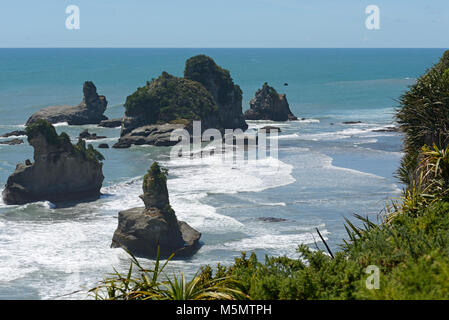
[{"x1": 92, "y1": 51, "x2": 449, "y2": 300}]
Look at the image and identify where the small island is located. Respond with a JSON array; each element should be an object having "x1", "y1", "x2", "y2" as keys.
[
  {"x1": 26, "y1": 81, "x2": 108, "y2": 126},
  {"x1": 114, "y1": 55, "x2": 248, "y2": 148},
  {"x1": 244, "y1": 83, "x2": 298, "y2": 121}
]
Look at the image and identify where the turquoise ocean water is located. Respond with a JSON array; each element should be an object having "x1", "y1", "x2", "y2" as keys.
[{"x1": 0, "y1": 48, "x2": 445, "y2": 299}]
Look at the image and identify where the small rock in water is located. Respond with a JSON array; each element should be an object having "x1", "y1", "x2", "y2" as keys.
[
  {"x1": 99, "y1": 118, "x2": 122, "y2": 128},
  {"x1": 79, "y1": 129, "x2": 106, "y2": 140},
  {"x1": 0, "y1": 130, "x2": 26, "y2": 138},
  {"x1": 342, "y1": 121, "x2": 362, "y2": 124},
  {"x1": 0, "y1": 138, "x2": 24, "y2": 145},
  {"x1": 98, "y1": 143, "x2": 109, "y2": 148},
  {"x1": 257, "y1": 217, "x2": 287, "y2": 222},
  {"x1": 260, "y1": 126, "x2": 281, "y2": 133},
  {"x1": 284, "y1": 82, "x2": 288, "y2": 86}
]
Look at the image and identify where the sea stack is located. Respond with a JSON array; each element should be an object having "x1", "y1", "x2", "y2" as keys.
[
  {"x1": 114, "y1": 55, "x2": 248, "y2": 148},
  {"x1": 2, "y1": 120, "x2": 104, "y2": 205},
  {"x1": 111, "y1": 162, "x2": 201, "y2": 258},
  {"x1": 244, "y1": 83, "x2": 298, "y2": 121},
  {"x1": 26, "y1": 81, "x2": 108, "y2": 126}
]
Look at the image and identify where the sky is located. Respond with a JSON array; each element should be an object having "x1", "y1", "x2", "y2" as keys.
[{"x1": 0, "y1": 0, "x2": 448, "y2": 48}]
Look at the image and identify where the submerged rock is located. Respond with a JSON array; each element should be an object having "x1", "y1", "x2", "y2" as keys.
[
  {"x1": 257, "y1": 217, "x2": 287, "y2": 222},
  {"x1": 26, "y1": 81, "x2": 108, "y2": 126},
  {"x1": 342, "y1": 121, "x2": 362, "y2": 125},
  {"x1": 244, "y1": 83, "x2": 298, "y2": 121},
  {"x1": 111, "y1": 162, "x2": 201, "y2": 258},
  {"x1": 2, "y1": 120, "x2": 104, "y2": 205},
  {"x1": 0, "y1": 138, "x2": 24, "y2": 145}
]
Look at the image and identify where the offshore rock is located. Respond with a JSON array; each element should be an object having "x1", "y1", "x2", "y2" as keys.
[
  {"x1": 111, "y1": 162, "x2": 201, "y2": 258},
  {"x1": 2, "y1": 120, "x2": 104, "y2": 205},
  {"x1": 26, "y1": 81, "x2": 108, "y2": 126},
  {"x1": 244, "y1": 83, "x2": 298, "y2": 121}
]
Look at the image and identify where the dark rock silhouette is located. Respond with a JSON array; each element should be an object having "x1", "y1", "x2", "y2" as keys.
[{"x1": 244, "y1": 83, "x2": 297, "y2": 121}]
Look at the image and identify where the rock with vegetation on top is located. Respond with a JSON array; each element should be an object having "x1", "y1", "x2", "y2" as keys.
[
  {"x1": 111, "y1": 162, "x2": 201, "y2": 258},
  {"x1": 244, "y1": 83, "x2": 298, "y2": 121},
  {"x1": 26, "y1": 81, "x2": 108, "y2": 126},
  {"x1": 114, "y1": 55, "x2": 248, "y2": 148},
  {"x1": 184, "y1": 54, "x2": 248, "y2": 131},
  {"x1": 2, "y1": 120, "x2": 104, "y2": 205}
]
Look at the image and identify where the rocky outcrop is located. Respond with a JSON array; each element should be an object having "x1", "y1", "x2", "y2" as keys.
[
  {"x1": 244, "y1": 83, "x2": 298, "y2": 121},
  {"x1": 1, "y1": 130, "x2": 26, "y2": 138},
  {"x1": 0, "y1": 139, "x2": 24, "y2": 145},
  {"x1": 99, "y1": 118, "x2": 122, "y2": 128},
  {"x1": 79, "y1": 129, "x2": 106, "y2": 140},
  {"x1": 26, "y1": 81, "x2": 108, "y2": 126},
  {"x1": 115, "y1": 55, "x2": 248, "y2": 148},
  {"x1": 113, "y1": 123, "x2": 186, "y2": 148},
  {"x1": 111, "y1": 162, "x2": 201, "y2": 258},
  {"x1": 2, "y1": 120, "x2": 104, "y2": 205},
  {"x1": 184, "y1": 55, "x2": 248, "y2": 131}
]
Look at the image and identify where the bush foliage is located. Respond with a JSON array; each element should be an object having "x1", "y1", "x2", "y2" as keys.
[{"x1": 124, "y1": 72, "x2": 218, "y2": 123}]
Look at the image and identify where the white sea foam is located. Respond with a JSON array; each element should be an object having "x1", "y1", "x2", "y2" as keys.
[{"x1": 53, "y1": 122, "x2": 69, "y2": 127}]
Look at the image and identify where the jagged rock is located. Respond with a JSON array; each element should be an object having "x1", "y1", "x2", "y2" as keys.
[
  {"x1": 244, "y1": 83, "x2": 298, "y2": 121},
  {"x1": 0, "y1": 138, "x2": 24, "y2": 145},
  {"x1": 99, "y1": 118, "x2": 122, "y2": 128},
  {"x1": 79, "y1": 129, "x2": 106, "y2": 140},
  {"x1": 115, "y1": 55, "x2": 248, "y2": 148},
  {"x1": 98, "y1": 143, "x2": 109, "y2": 148},
  {"x1": 184, "y1": 55, "x2": 248, "y2": 131},
  {"x1": 111, "y1": 162, "x2": 201, "y2": 258},
  {"x1": 1, "y1": 130, "x2": 26, "y2": 138},
  {"x1": 2, "y1": 120, "x2": 104, "y2": 205},
  {"x1": 114, "y1": 123, "x2": 186, "y2": 148},
  {"x1": 26, "y1": 81, "x2": 108, "y2": 126}
]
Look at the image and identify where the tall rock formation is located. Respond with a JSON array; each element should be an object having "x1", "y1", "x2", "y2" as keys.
[
  {"x1": 184, "y1": 54, "x2": 248, "y2": 131},
  {"x1": 26, "y1": 81, "x2": 108, "y2": 126},
  {"x1": 111, "y1": 162, "x2": 201, "y2": 258},
  {"x1": 2, "y1": 120, "x2": 104, "y2": 205},
  {"x1": 244, "y1": 83, "x2": 298, "y2": 121}
]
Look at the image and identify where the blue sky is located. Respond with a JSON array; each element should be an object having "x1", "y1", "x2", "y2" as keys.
[{"x1": 0, "y1": 0, "x2": 448, "y2": 48}]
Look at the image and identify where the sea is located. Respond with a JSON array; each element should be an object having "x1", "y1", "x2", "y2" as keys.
[{"x1": 0, "y1": 48, "x2": 445, "y2": 299}]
